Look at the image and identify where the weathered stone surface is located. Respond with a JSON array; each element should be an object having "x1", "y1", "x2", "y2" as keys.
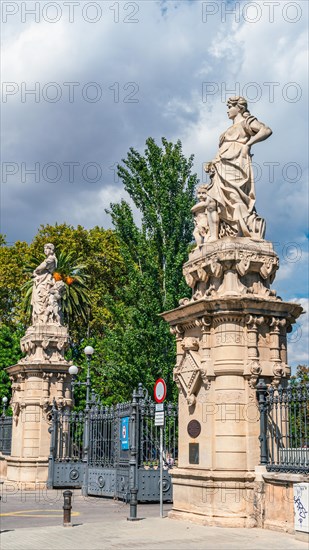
[
  {"x1": 183, "y1": 238, "x2": 279, "y2": 302},
  {"x1": 162, "y1": 97, "x2": 303, "y2": 528},
  {"x1": 5, "y1": 244, "x2": 72, "y2": 486}
]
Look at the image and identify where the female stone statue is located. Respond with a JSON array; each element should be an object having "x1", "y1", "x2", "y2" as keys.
[
  {"x1": 31, "y1": 243, "x2": 57, "y2": 324},
  {"x1": 203, "y1": 96, "x2": 272, "y2": 241}
]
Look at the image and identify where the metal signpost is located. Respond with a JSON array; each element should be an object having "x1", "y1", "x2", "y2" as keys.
[{"x1": 154, "y1": 378, "x2": 167, "y2": 518}]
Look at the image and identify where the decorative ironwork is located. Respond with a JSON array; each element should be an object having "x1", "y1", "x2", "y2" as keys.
[
  {"x1": 257, "y1": 381, "x2": 309, "y2": 473},
  {"x1": 0, "y1": 412, "x2": 12, "y2": 456},
  {"x1": 47, "y1": 384, "x2": 178, "y2": 502}
]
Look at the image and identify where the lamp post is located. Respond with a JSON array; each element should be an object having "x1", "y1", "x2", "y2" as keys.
[
  {"x1": 84, "y1": 346, "x2": 94, "y2": 410},
  {"x1": 67, "y1": 346, "x2": 95, "y2": 410},
  {"x1": 2, "y1": 396, "x2": 8, "y2": 416},
  {"x1": 68, "y1": 365, "x2": 78, "y2": 406}
]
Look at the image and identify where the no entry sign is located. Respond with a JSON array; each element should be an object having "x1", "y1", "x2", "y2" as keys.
[{"x1": 154, "y1": 378, "x2": 167, "y2": 403}]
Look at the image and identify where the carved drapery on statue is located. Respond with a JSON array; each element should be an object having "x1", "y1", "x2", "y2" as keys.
[
  {"x1": 19, "y1": 243, "x2": 70, "y2": 366},
  {"x1": 185, "y1": 97, "x2": 279, "y2": 304},
  {"x1": 194, "y1": 96, "x2": 272, "y2": 243},
  {"x1": 31, "y1": 243, "x2": 65, "y2": 325}
]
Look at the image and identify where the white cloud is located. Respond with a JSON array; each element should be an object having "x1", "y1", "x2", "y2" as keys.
[{"x1": 1, "y1": 0, "x2": 308, "y2": 304}]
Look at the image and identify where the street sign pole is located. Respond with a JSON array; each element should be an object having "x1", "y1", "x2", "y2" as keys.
[
  {"x1": 154, "y1": 378, "x2": 167, "y2": 519},
  {"x1": 160, "y1": 421, "x2": 163, "y2": 518}
]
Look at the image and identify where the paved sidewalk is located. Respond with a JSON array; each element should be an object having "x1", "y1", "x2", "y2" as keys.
[
  {"x1": 0, "y1": 488, "x2": 307, "y2": 550},
  {"x1": 1, "y1": 516, "x2": 307, "y2": 550}
]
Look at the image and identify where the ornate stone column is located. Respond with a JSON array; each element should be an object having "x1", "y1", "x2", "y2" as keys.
[
  {"x1": 161, "y1": 95, "x2": 303, "y2": 526},
  {"x1": 5, "y1": 244, "x2": 72, "y2": 487},
  {"x1": 163, "y1": 247, "x2": 302, "y2": 526}
]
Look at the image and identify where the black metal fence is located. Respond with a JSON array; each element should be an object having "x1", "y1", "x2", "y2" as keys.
[
  {"x1": 0, "y1": 414, "x2": 12, "y2": 456},
  {"x1": 257, "y1": 380, "x2": 309, "y2": 473},
  {"x1": 48, "y1": 384, "x2": 178, "y2": 502}
]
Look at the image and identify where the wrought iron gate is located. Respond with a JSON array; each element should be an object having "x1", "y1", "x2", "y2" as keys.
[
  {"x1": 257, "y1": 380, "x2": 309, "y2": 473},
  {"x1": 0, "y1": 413, "x2": 12, "y2": 456},
  {"x1": 47, "y1": 384, "x2": 178, "y2": 502}
]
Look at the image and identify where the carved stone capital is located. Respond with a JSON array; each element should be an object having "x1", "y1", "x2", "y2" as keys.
[
  {"x1": 181, "y1": 337, "x2": 199, "y2": 351},
  {"x1": 271, "y1": 363, "x2": 284, "y2": 387},
  {"x1": 170, "y1": 324, "x2": 185, "y2": 338},
  {"x1": 269, "y1": 317, "x2": 286, "y2": 330},
  {"x1": 245, "y1": 315, "x2": 264, "y2": 329},
  {"x1": 196, "y1": 316, "x2": 212, "y2": 330},
  {"x1": 246, "y1": 361, "x2": 262, "y2": 388}
]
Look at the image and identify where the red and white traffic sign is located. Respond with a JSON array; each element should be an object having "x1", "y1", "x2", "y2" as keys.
[{"x1": 154, "y1": 378, "x2": 167, "y2": 403}]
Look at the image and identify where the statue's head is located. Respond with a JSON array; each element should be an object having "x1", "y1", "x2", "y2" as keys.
[
  {"x1": 196, "y1": 184, "x2": 208, "y2": 201},
  {"x1": 44, "y1": 243, "x2": 54, "y2": 255},
  {"x1": 227, "y1": 96, "x2": 250, "y2": 117}
]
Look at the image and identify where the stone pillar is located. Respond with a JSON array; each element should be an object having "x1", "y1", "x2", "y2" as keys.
[
  {"x1": 6, "y1": 323, "x2": 72, "y2": 487},
  {"x1": 162, "y1": 238, "x2": 303, "y2": 527}
]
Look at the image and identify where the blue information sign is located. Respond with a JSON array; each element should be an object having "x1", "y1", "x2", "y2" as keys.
[{"x1": 121, "y1": 416, "x2": 129, "y2": 450}]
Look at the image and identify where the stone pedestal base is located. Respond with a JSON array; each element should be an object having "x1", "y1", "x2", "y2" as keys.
[
  {"x1": 6, "y1": 457, "x2": 49, "y2": 488},
  {"x1": 161, "y1": 235, "x2": 303, "y2": 528},
  {"x1": 169, "y1": 468, "x2": 258, "y2": 528},
  {"x1": 5, "y1": 322, "x2": 72, "y2": 486}
]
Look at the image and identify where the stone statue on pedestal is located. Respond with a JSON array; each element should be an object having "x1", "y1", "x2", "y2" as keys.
[
  {"x1": 6, "y1": 243, "x2": 72, "y2": 486},
  {"x1": 184, "y1": 98, "x2": 279, "y2": 303},
  {"x1": 31, "y1": 243, "x2": 65, "y2": 325},
  {"x1": 161, "y1": 96, "x2": 303, "y2": 527},
  {"x1": 18, "y1": 244, "x2": 69, "y2": 363},
  {"x1": 194, "y1": 96, "x2": 272, "y2": 243}
]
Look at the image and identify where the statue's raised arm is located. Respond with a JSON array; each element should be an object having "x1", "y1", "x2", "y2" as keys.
[{"x1": 202, "y1": 96, "x2": 272, "y2": 242}]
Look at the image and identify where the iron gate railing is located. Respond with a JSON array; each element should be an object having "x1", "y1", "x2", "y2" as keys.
[
  {"x1": 0, "y1": 413, "x2": 12, "y2": 456},
  {"x1": 47, "y1": 384, "x2": 178, "y2": 501},
  {"x1": 257, "y1": 380, "x2": 309, "y2": 473}
]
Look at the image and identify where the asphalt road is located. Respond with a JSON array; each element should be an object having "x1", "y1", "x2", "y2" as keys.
[
  {"x1": 0, "y1": 487, "x2": 172, "y2": 530},
  {"x1": 0, "y1": 486, "x2": 307, "y2": 550}
]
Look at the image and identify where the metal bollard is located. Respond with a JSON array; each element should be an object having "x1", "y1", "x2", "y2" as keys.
[
  {"x1": 63, "y1": 490, "x2": 73, "y2": 527},
  {"x1": 128, "y1": 487, "x2": 138, "y2": 521}
]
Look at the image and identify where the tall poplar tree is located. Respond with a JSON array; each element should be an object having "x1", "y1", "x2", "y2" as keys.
[{"x1": 99, "y1": 138, "x2": 198, "y2": 401}]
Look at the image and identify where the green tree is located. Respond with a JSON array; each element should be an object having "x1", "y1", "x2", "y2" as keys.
[
  {"x1": 0, "y1": 225, "x2": 125, "y2": 402},
  {"x1": 100, "y1": 137, "x2": 198, "y2": 401},
  {"x1": 116, "y1": 137, "x2": 197, "y2": 310},
  {"x1": 289, "y1": 365, "x2": 309, "y2": 446},
  {"x1": 0, "y1": 325, "x2": 23, "y2": 404},
  {"x1": 0, "y1": 238, "x2": 30, "y2": 327}
]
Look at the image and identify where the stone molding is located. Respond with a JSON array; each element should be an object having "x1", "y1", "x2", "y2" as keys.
[{"x1": 182, "y1": 238, "x2": 280, "y2": 303}]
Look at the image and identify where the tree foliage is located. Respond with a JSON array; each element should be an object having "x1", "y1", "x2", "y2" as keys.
[
  {"x1": 0, "y1": 225, "x2": 124, "y2": 402},
  {"x1": 0, "y1": 137, "x2": 198, "y2": 405},
  {"x1": 0, "y1": 325, "x2": 23, "y2": 403},
  {"x1": 288, "y1": 365, "x2": 309, "y2": 445},
  {"x1": 98, "y1": 137, "x2": 198, "y2": 401}
]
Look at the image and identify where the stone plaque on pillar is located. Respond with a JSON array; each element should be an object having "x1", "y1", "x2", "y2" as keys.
[
  {"x1": 189, "y1": 443, "x2": 199, "y2": 464},
  {"x1": 161, "y1": 96, "x2": 303, "y2": 527}
]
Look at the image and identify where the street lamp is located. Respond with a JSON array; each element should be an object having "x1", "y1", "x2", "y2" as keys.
[
  {"x1": 67, "y1": 346, "x2": 94, "y2": 409},
  {"x1": 2, "y1": 396, "x2": 8, "y2": 416},
  {"x1": 68, "y1": 365, "x2": 79, "y2": 407},
  {"x1": 68, "y1": 365, "x2": 79, "y2": 377},
  {"x1": 84, "y1": 346, "x2": 94, "y2": 408}
]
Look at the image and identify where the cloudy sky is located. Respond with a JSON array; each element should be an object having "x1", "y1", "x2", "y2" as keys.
[{"x1": 1, "y1": 0, "x2": 308, "y2": 366}]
